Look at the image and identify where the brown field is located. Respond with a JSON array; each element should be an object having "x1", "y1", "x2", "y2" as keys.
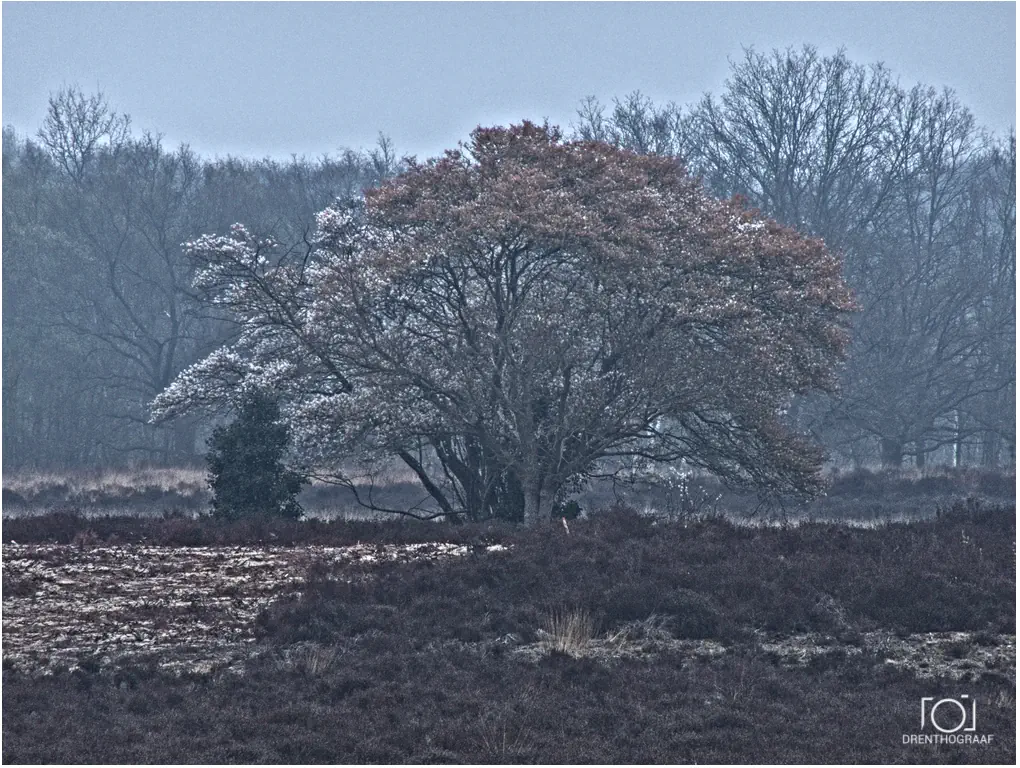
[{"x1": 1, "y1": 481, "x2": 1015, "y2": 763}]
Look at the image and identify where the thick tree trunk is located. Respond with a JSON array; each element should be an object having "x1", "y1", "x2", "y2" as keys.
[
  {"x1": 522, "y1": 483, "x2": 555, "y2": 526},
  {"x1": 880, "y1": 438, "x2": 904, "y2": 469}
]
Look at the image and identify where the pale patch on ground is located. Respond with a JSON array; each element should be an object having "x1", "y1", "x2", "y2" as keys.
[
  {"x1": 2, "y1": 543, "x2": 1011, "y2": 684},
  {"x1": 868, "y1": 630, "x2": 1016, "y2": 679},
  {"x1": 1, "y1": 542, "x2": 507, "y2": 675},
  {"x1": 515, "y1": 623, "x2": 1015, "y2": 681}
]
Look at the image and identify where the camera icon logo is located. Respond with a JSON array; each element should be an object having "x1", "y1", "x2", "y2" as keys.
[{"x1": 921, "y1": 696, "x2": 978, "y2": 734}]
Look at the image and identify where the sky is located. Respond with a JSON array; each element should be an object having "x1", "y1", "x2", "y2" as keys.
[{"x1": 2, "y1": 2, "x2": 1016, "y2": 162}]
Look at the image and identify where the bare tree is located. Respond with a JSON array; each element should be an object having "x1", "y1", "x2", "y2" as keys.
[
  {"x1": 37, "y1": 88, "x2": 130, "y2": 182},
  {"x1": 826, "y1": 87, "x2": 1013, "y2": 466},
  {"x1": 574, "y1": 92, "x2": 692, "y2": 159},
  {"x1": 4, "y1": 89, "x2": 396, "y2": 470},
  {"x1": 656, "y1": 47, "x2": 1015, "y2": 468}
]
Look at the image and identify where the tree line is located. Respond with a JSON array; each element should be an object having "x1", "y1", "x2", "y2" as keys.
[
  {"x1": 3, "y1": 46, "x2": 1014, "y2": 474},
  {"x1": 3, "y1": 91, "x2": 400, "y2": 468},
  {"x1": 574, "y1": 47, "x2": 1015, "y2": 470}
]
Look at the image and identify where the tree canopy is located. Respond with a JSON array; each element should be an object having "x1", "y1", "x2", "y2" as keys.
[
  {"x1": 574, "y1": 49, "x2": 1016, "y2": 469},
  {"x1": 153, "y1": 122, "x2": 853, "y2": 523}
]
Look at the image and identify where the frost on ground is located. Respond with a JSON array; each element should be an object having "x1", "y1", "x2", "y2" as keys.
[
  {"x1": 2, "y1": 543, "x2": 1012, "y2": 682},
  {"x1": 1, "y1": 542, "x2": 506, "y2": 675},
  {"x1": 512, "y1": 620, "x2": 1014, "y2": 681}
]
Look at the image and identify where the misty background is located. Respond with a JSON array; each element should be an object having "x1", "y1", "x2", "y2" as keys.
[{"x1": 2, "y1": 2, "x2": 1016, "y2": 472}]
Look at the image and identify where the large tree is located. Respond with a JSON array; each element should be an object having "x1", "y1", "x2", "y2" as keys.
[
  {"x1": 585, "y1": 48, "x2": 1015, "y2": 469},
  {"x1": 154, "y1": 123, "x2": 853, "y2": 523}
]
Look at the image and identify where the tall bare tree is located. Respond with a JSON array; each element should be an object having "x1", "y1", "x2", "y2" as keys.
[{"x1": 587, "y1": 47, "x2": 1015, "y2": 468}]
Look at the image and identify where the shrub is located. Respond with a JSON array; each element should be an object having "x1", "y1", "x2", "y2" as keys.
[{"x1": 205, "y1": 394, "x2": 307, "y2": 520}]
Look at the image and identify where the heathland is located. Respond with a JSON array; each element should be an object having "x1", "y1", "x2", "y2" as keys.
[{"x1": 1, "y1": 469, "x2": 1015, "y2": 763}]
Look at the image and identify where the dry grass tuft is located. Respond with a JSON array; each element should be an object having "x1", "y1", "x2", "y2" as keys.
[{"x1": 538, "y1": 607, "x2": 596, "y2": 655}]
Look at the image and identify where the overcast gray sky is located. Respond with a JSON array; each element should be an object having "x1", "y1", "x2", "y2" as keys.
[{"x1": 2, "y1": 2, "x2": 1015, "y2": 161}]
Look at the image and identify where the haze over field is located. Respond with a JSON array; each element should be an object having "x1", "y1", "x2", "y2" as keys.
[
  {"x1": 1, "y1": 6, "x2": 1016, "y2": 764},
  {"x1": 4, "y1": 3, "x2": 1016, "y2": 484}
]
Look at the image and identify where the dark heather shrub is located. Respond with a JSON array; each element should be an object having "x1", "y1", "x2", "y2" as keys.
[{"x1": 206, "y1": 393, "x2": 307, "y2": 520}]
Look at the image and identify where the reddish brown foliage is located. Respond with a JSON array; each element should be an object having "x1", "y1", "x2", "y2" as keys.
[{"x1": 157, "y1": 122, "x2": 854, "y2": 522}]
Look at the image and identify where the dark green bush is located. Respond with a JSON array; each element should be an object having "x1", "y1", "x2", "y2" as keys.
[{"x1": 206, "y1": 394, "x2": 307, "y2": 520}]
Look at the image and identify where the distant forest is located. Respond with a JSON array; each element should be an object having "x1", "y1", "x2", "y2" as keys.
[{"x1": 3, "y1": 47, "x2": 1014, "y2": 472}]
